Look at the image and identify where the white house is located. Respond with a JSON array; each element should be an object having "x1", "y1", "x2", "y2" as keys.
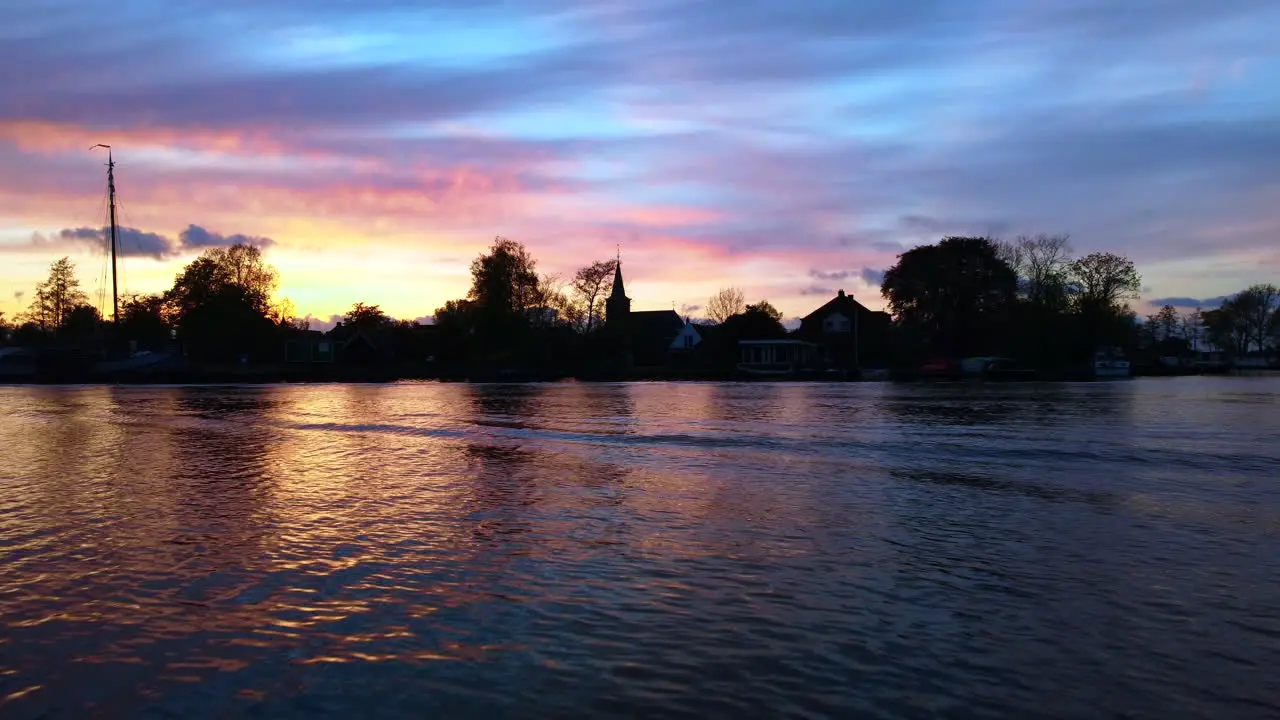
[{"x1": 669, "y1": 321, "x2": 702, "y2": 351}]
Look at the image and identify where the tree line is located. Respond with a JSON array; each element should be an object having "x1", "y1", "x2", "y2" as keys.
[
  {"x1": 4, "y1": 233, "x2": 1276, "y2": 370},
  {"x1": 0, "y1": 237, "x2": 789, "y2": 372},
  {"x1": 879, "y1": 234, "x2": 1280, "y2": 366}
]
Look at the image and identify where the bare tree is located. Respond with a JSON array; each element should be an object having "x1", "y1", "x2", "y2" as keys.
[
  {"x1": 706, "y1": 287, "x2": 746, "y2": 324},
  {"x1": 1001, "y1": 233, "x2": 1074, "y2": 309},
  {"x1": 569, "y1": 260, "x2": 616, "y2": 332},
  {"x1": 537, "y1": 272, "x2": 574, "y2": 328},
  {"x1": 1233, "y1": 284, "x2": 1280, "y2": 353}
]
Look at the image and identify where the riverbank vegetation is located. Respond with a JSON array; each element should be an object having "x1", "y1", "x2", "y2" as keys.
[{"x1": 3, "y1": 233, "x2": 1277, "y2": 378}]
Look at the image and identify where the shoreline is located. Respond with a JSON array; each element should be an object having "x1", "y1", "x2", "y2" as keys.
[{"x1": 1, "y1": 363, "x2": 1264, "y2": 386}]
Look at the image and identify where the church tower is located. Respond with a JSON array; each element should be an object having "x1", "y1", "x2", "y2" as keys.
[{"x1": 606, "y1": 256, "x2": 630, "y2": 329}]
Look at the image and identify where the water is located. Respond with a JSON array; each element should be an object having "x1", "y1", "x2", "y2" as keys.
[{"x1": 1, "y1": 379, "x2": 1278, "y2": 719}]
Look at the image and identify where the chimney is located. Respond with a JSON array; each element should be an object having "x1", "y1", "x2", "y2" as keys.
[{"x1": 837, "y1": 289, "x2": 845, "y2": 297}]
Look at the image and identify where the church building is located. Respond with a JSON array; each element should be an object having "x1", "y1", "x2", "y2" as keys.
[{"x1": 605, "y1": 260, "x2": 685, "y2": 367}]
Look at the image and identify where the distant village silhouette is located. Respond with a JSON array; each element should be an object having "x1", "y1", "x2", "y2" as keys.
[{"x1": 2, "y1": 234, "x2": 1277, "y2": 383}]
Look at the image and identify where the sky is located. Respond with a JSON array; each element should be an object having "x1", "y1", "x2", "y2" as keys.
[{"x1": 2, "y1": 0, "x2": 1278, "y2": 327}]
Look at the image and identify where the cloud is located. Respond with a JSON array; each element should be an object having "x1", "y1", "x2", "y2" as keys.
[
  {"x1": 56, "y1": 226, "x2": 176, "y2": 259},
  {"x1": 799, "y1": 285, "x2": 835, "y2": 296},
  {"x1": 679, "y1": 303, "x2": 702, "y2": 315},
  {"x1": 808, "y1": 268, "x2": 884, "y2": 287},
  {"x1": 1148, "y1": 296, "x2": 1228, "y2": 309},
  {"x1": 860, "y1": 267, "x2": 887, "y2": 286},
  {"x1": 178, "y1": 224, "x2": 275, "y2": 250},
  {"x1": 14, "y1": 291, "x2": 24, "y2": 301},
  {"x1": 809, "y1": 269, "x2": 854, "y2": 281}
]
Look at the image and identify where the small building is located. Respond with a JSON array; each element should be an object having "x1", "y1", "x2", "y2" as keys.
[
  {"x1": 669, "y1": 320, "x2": 702, "y2": 352},
  {"x1": 738, "y1": 339, "x2": 818, "y2": 376}
]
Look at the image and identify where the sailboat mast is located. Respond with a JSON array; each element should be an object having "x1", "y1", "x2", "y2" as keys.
[{"x1": 107, "y1": 150, "x2": 119, "y2": 327}]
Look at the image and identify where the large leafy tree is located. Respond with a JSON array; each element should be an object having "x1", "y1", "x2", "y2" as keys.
[
  {"x1": 164, "y1": 243, "x2": 282, "y2": 361},
  {"x1": 165, "y1": 244, "x2": 278, "y2": 321},
  {"x1": 745, "y1": 300, "x2": 783, "y2": 323},
  {"x1": 1070, "y1": 252, "x2": 1141, "y2": 313},
  {"x1": 343, "y1": 302, "x2": 392, "y2": 330},
  {"x1": 468, "y1": 237, "x2": 542, "y2": 317},
  {"x1": 881, "y1": 236, "x2": 1018, "y2": 357}
]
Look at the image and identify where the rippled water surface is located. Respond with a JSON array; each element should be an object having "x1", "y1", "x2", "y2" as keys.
[{"x1": 2, "y1": 379, "x2": 1279, "y2": 718}]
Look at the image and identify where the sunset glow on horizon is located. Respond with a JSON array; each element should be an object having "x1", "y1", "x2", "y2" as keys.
[{"x1": 3, "y1": 1, "x2": 1278, "y2": 327}]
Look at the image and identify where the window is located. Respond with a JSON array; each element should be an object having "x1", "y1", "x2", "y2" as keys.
[{"x1": 823, "y1": 313, "x2": 851, "y2": 334}]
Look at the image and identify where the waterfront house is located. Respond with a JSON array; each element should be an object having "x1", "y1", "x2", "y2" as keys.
[
  {"x1": 794, "y1": 289, "x2": 891, "y2": 370},
  {"x1": 284, "y1": 330, "x2": 336, "y2": 364}
]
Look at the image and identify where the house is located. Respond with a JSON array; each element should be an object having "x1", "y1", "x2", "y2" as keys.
[
  {"x1": 669, "y1": 320, "x2": 702, "y2": 352},
  {"x1": 605, "y1": 260, "x2": 687, "y2": 366},
  {"x1": 738, "y1": 339, "x2": 819, "y2": 375},
  {"x1": 284, "y1": 330, "x2": 336, "y2": 364},
  {"x1": 795, "y1": 289, "x2": 891, "y2": 369},
  {"x1": 338, "y1": 328, "x2": 394, "y2": 365}
]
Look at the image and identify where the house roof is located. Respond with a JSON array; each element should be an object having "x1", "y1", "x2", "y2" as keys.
[
  {"x1": 800, "y1": 290, "x2": 872, "y2": 325},
  {"x1": 630, "y1": 309, "x2": 684, "y2": 340}
]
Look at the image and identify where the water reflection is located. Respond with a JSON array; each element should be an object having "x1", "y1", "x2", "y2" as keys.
[{"x1": 0, "y1": 379, "x2": 1278, "y2": 718}]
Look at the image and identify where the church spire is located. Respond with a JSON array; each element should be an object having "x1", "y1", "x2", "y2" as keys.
[
  {"x1": 606, "y1": 246, "x2": 631, "y2": 327},
  {"x1": 610, "y1": 247, "x2": 627, "y2": 300}
]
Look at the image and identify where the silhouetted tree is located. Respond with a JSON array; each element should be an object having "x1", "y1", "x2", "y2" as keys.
[
  {"x1": 1143, "y1": 304, "x2": 1190, "y2": 359},
  {"x1": 61, "y1": 303, "x2": 103, "y2": 341},
  {"x1": 881, "y1": 236, "x2": 1017, "y2": 358},
  {"x1": 1202, "y1": 285, "x2": 1280, "y2": 360},
  {"x1": 164, "y1": 243, "x2": 282, "y2": 361},
  {"x1": 704, "y1": 301, "x2": 787, "y2": 367},
  {"x1": 745, "y1": 299, "x2": 783, "y2": 323},
  {"x1": 119, "y1": 293, "x2": 171, "y2": 351},
  {"x1": 1060, "y1": 251, "x2": 1142, "y2": 353},
  {"x1": 343, "y1": 302, "x2": 392, "y2": 330},
  {"x1": 1202, "y1": 305, "x2": 1250, "y2": 358},
  {"x1": 166, "y1": 244, "x2": 278, "y2": 320},
  {"x1": 469, "y1": 236, "x2": 541, "y2": 316},
  {"x1": 707, "y1": 287, "x2": 746, "y2": 324},
  {"x1": 1000, "y1": 233, "x2": 1075, "y2": 311},
  {"x1": 569, "y1": 259, "x2": 616, "y2": 333},
  {"x1": 1234, "y1": 284, "x2": 1280, "y2": 355},
  {"x1": 23, "y1": 257, "x2": 89, "y2": 333},
  {"x1": 1070, "y1": 252, "x2": 1141, "y2": 314},
  {"x1": 433, "y1": 298, "x2": 476, "y2": 366}
]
